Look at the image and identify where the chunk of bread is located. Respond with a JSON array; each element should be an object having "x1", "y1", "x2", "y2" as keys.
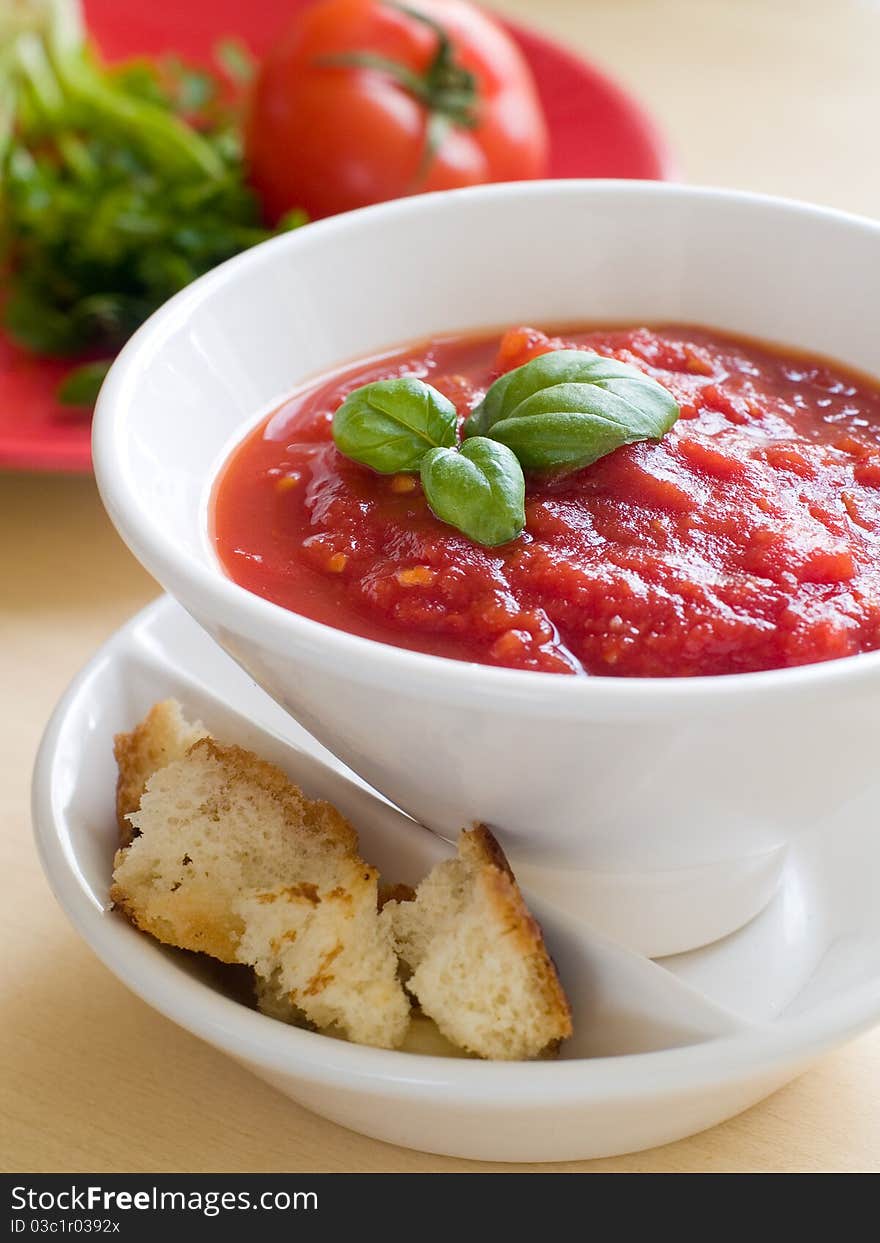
[
  {"x1": 112, "y1": 738, "x2": 356, "y2": 958},
  {"x1": 114, "y1": 699, "x2": 208, "y2": 844},
  {"x1": 111, "y1": 704, "x2": 572, "y2": 1058},
  {"x1": 385, "y1": 826, "x2": 572, "y2": 1060},
  {"x1": 238, "y1": 864, "x2": 409, "y2": 1048},
  {"x1": 111, "y1": 737, "x2": 409, "y2": 1048}
]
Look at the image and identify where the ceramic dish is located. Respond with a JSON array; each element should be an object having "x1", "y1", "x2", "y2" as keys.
[
  {"x1": 93, "y1": 180, "x2": 880, "y2": 955},
  {"x1": 32, "y1": 597, "x2": 880, "y2": 1161}
]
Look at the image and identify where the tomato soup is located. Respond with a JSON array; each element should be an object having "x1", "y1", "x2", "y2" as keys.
[{"x1": 213, "y1": 325, "x2": 880, "y2": 677}]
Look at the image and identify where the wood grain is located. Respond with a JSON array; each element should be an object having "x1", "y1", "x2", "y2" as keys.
[{"x1": 3, "y1": 0, "x2": 880, "y2": 1174}]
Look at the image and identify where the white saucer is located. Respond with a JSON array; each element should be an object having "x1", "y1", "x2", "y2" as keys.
[{"x1": 32, "y1": 596, "x2": 880, "y2": 1161}]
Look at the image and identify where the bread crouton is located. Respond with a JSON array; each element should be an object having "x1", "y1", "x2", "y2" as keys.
[
  {"x1": 385, "y1": 825, "x2": 572, "y2": 1060},
  {"x1": 238, "y1": 863, "x2": 409, "y2": 1048},
  {"x1": 112, "y1": 737, "x2": 353, "y2": 959},
  {"x1": 111, "y1": 704, "x2": 572, "y2": 1058},
  {"x1": 113, "y1": 699, "x2": 208, "y2": 844},
  {"x1": 111, "y1": 737, "x2": 409, "y2": 1047}
]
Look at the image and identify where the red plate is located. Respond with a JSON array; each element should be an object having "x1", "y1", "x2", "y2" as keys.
[{"x1": 0, "y1": 0, "x2": 674, "y2": 473}]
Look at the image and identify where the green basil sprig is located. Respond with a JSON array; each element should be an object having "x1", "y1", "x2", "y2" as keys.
[
  {"x1": 331, "y1": 349, "x2": 679, "y2": 547},
  {"x1": 420, "y1": 438, "x2": 525, "y2": 548},
  {"x1": 330, "y1": 374, "x2": 524, "y2": 545},
  {"x1": 332, "y1": 376, "x2": 457, "y2": 473},
  {"x1": 464, "y1": 349, "x2": 680, "y2": 471}
]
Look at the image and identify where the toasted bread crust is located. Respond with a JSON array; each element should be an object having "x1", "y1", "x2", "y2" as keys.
[
  {"x1": 110, "y1": 877, "x2": 244, "y2": 962},
  {"x1": 385, "y1": 824, "x2": 573, "y2": 1058},
  {"x1": 461, "y1": 822, "x2": 516, "y2": 879},
  {"x1": 113, "y1": 699, "x2": 207, "y2": 844},
  {"x1": 186, "y1": 738, "x2": 360, "y2": 856},
  {"x1": 472, "y1": 839, "x2": 573, "y2": 1043}
]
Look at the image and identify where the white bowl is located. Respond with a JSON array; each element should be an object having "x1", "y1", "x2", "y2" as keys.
[{"x1": 93, "y1": 181, "x2": 880, "y2": 955}]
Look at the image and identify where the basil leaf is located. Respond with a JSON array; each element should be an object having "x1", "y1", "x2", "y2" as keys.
[
  {"x1": 333, "y1": 376, "x2": 457, "y2": 474},
  {"x1": 465, "y1": 349, "x2": 679, "y2": 470},
  {"x1": 420, "y1": 437, "x2": 525, "y2": 547}
]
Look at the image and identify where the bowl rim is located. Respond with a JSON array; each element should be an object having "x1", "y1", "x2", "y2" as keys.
[
  {"x1": 31, "y1": 597, "x2": 880, "y2": 1101},
  {"x1": 93, "y1": 178, "x2": 880, "y2": 706}
]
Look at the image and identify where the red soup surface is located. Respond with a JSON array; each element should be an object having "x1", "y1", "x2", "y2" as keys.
[{"x1": 213, "y1": 325, "x2": 880, "y2": 677}]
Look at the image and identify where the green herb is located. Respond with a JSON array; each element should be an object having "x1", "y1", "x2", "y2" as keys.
[
  {"x1": 331, "y1": 349, "x2": 679, "y2": 546},
  {"x1": 56, "y1": 358, "x2": 112, "y2": 406},
  {"x1": 332, "y1": 376, "x2": 458, "y2": 473},
  {"x1": 464, "y1": 349, "x2": 680, "y2": 471},
  {"x1": 215, "y1": 37, "x2": 258, "y2": 89},
  {"x1": 0, "y1": 0, "x2": 302, "y2": 405},
  {"x1": 420, "y1": 437, "x2": 525, "y2": 547}
]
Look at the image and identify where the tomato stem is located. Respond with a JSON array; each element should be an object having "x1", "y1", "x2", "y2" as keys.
[
  {"x1": 389, "y1": 3, "x2": 477, "y2": 128},
  {"x1": 316, "y1": 1, "x2": 479, "y2": 180}
]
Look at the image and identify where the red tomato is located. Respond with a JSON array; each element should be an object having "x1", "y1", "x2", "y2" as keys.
[{"x1": 246, "y1": 0, "x2": 549, "y2": 220}]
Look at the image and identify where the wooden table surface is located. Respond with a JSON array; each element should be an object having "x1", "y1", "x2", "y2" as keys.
[{"x1": 4, "y1": 0, "x2": 880, "y2": 1174}]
